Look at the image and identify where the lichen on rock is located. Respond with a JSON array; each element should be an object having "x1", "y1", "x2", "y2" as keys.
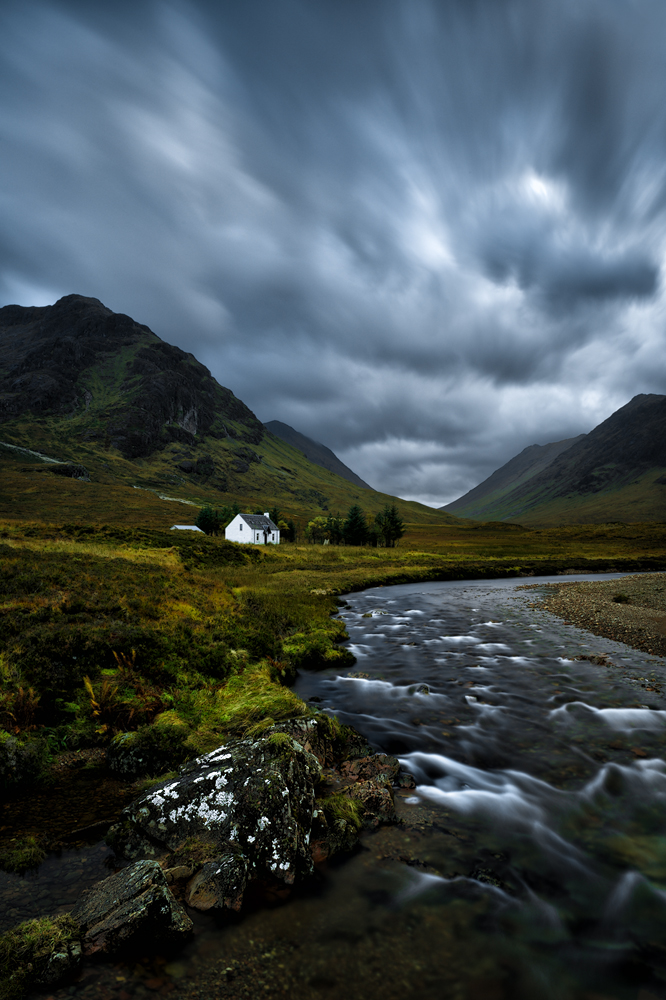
[
  {"x1": 109, "y1": 716, "x2": 405, "y2": 913},
  {"x1": 115, "y1": 732, "x2": 321, "y2": 905}
]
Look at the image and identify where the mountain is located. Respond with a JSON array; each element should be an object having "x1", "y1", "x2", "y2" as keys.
[
  {"x1": 0, "y1": 294, "x2": 264, "y2": 460},
  {"x1": 444, "y1": 436, "x2": 585, "y2": 518},
  {"x1": 443, "y1": 394, "x2": 666, "y2": 525},
  {"x1": 0, "y1": 295, "x2": 456, "y2": 528},
  {"x1": 264, "y1": 420, "x2": 372, "y2": 491}
]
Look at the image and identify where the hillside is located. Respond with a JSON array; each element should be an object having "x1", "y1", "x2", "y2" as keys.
[
  {"x1": 0, "y1": 295, "x2": 456, "y2": 529},
  {"x1": 444, "y1": 436, "x2": 585, "y2": 518},
  {"x1": 443, "y1": 394, "x2": 666, "y2": 525},
  {"x1": 264, "y1": 420, "x2": 372, "y2": 490}
]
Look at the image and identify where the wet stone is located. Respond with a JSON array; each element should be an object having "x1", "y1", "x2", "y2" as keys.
[
  {"x1": 70, "y1": 860, "x2": 193, "y2": 957},
  {"x1": 185, "y1": 851, "x2": 249, "y2": 912}
]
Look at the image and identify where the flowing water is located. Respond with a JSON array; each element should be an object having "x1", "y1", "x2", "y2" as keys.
[{"x1": 17, "y1": 573, "x2": 666, "y2": 1000}]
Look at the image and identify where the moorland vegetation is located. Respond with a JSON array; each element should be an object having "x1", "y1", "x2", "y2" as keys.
[
  {"x1": 2, "y1": 516, "x2": 666, "y2": 781},
  {"x1": 2, "y1": 514, "x2": 666, "y2": 996}
]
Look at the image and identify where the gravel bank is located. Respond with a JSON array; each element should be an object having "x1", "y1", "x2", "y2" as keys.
[{"x1": 532, "y1": 572, "x2": 666, "y2": 657}]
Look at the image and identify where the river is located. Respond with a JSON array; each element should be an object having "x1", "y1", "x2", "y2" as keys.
[{"x1": 21, "y1": 573, "x2": 666, "y2": 999}]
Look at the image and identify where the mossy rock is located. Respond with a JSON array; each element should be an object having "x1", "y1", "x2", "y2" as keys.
[{"x1": 0, "y1": 914, "x2": 80, "y2": 998}]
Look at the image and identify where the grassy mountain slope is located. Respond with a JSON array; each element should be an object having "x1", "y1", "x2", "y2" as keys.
[
  {"x1": 443, "y1": 436, "x2": 585, "y2": 518},
  {"x1": 0, "y1": 295, "x2": 456, "y2": 529},
  {"x1": 264, "y1": 420, "x2": 373, "y2": 490},
  {"x1": 444, "y1": 394, "x2": 666, "y2": 525}
]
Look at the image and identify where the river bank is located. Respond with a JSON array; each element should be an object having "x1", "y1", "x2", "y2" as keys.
[
  {"x1": 533, "y1": 571, "x2": 666, "y2": 658},
  {"x1": 3, "y1": 523, "x2": 666, "y2": 997}
]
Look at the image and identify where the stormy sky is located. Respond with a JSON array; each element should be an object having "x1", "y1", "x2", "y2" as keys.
[{"x1": 2, "y1": 0, "x2": 666, "y2": 506}]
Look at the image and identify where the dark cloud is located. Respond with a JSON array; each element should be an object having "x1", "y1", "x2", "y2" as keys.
[{"x1": 1, "y1": 0, "x2": 665, "y2": 504}]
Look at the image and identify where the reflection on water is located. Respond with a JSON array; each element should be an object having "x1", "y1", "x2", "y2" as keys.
[{"x1": 25, "y1": 574, "x2": 666, "y2": 998}]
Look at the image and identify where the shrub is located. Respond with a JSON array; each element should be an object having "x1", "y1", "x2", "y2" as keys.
[
  {"x1": 0, "y1": 730, "x2": 46, "y2": 790},
  {"x1": 282, "y1": 631, "x2": 355, "y2": 671}
]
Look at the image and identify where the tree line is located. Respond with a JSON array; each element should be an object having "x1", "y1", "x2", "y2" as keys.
[
  {"x1": 195, "y1": 502, "x2": 404, "y2": 547},
  {"x1": 305, "y1": 503, "x2": 405, "y2": 547}
]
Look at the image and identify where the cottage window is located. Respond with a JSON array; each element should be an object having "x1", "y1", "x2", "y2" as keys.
[{"x1": 239, "y1": 523, "x2": 242, "y2": 530}]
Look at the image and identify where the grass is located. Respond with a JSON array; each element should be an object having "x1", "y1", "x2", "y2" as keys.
[
  {"x1": 0, "y1": 836, "x2": 46, "y2": 874},
  {"x1": 0, "y1": 915, "x2": 78, "y2": 1000},
  {"x1": 1, "y1": 516, "x2": 665, "y2": 787}
]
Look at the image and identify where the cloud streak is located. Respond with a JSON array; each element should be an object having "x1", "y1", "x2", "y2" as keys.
[{"x1": 1, "y1": 0, "x2": 666, "y2": 504}]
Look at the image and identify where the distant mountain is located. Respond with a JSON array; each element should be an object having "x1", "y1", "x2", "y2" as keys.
[
  {"x1": 0, "y1": 294, "x2": 452, "y2": 528},
  {"x1": 444, "y1": 436, "x2": 585, "y2": 518},
  {"x1": 264, "y1": 420, "x2": 373, "y2": 491},
  {"x1": 443, "y1": 394, "x2": 666, "y2": 524}
]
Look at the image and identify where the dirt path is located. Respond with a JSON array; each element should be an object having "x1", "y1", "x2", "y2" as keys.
[{"x1": 531, "y1": 572, "x2": 666, "y2": 657}]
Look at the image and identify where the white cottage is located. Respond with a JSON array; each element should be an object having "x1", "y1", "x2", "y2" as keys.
[{"x1": 225, "y1": 512, "x2": 280, "y2": 545}]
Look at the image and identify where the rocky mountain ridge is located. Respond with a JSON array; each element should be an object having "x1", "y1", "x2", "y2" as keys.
[
  {"x1": 0, "y1": 295, "x2": 452, "y2": 526},
  {"x1": 0, "y1": 294, "x2": 263, "y2": 460},
  {"x1": 444, "y1": 394, "x2": 666, "y2": 524},
  {"x1": 265, "y1": 420, "x2": 372, "y2": 491}
]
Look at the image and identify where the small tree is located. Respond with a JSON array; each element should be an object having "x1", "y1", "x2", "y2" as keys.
[
  {"x1": 306, "y1": 515, "x2": 328, "y2": 544},
  {"x1": 375, "y1": 503, "x2": 405, "y2": 548},
  {"x1": 218, "y1": 502, "x2": 241, "y2": 528},
  {"x1": 196, "y1": 505, "x2": 220, "y2": 536},
  {"x1": 326, "y1": 513, "x2": 344, "y2": 545},
  {"x1": 343, "y1": 504, "x2": 368, "y2": 546}
]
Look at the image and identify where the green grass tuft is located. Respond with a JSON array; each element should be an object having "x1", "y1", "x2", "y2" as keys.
[
  {"x1": 0, "y1": 914, "x2": 78, "y2": 1000},
  {"x1": 0, "y1": 836, "x2": 46, "y2": 874},
  {"x1": 321, "y1": 793, "x2": 364, "y2": 831}
]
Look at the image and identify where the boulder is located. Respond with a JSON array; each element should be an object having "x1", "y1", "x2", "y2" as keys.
[
  {"x1": 70, "y1": 859, "x2": 192, "y2": 957},
  {"x1": 309, "y1": 808, "x2": 361, "y2": 864},
  {"x1": 271, "y1": 716, "x2": 373, "y2": 767},
  {"x1": 340, "y1": 753, "x2": 401, "y2": 783},
  {"x1": 116, "y1": 734, "x2": 321, "y2": 904},
  {"x1": 109, "y1": 721, "x2": 402, "y2": 911}
]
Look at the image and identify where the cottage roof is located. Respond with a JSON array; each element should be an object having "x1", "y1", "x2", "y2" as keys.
[{"x1": 239, "y1": 514, "x2": 278, "y2": 530}]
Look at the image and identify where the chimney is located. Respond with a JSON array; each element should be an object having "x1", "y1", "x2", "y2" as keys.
[{"x1": 264, "y1": 512, "x2": 270, "y2": 518}]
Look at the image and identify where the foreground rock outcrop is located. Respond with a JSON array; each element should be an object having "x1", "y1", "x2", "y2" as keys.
[
  {"x1": 109, "y1": 717, "x2": 406, "y2": 913},
  {"x1": 120, "y1": 733, "x2": 320, "y2": 886},
  {"x1": 0, "y1": 716, "x2": 409, "y2": 998}
]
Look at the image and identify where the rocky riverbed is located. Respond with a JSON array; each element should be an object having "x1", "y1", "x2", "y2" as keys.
[{"x1": 533, "y1": 571, "x2": 666, "y2": 657}]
